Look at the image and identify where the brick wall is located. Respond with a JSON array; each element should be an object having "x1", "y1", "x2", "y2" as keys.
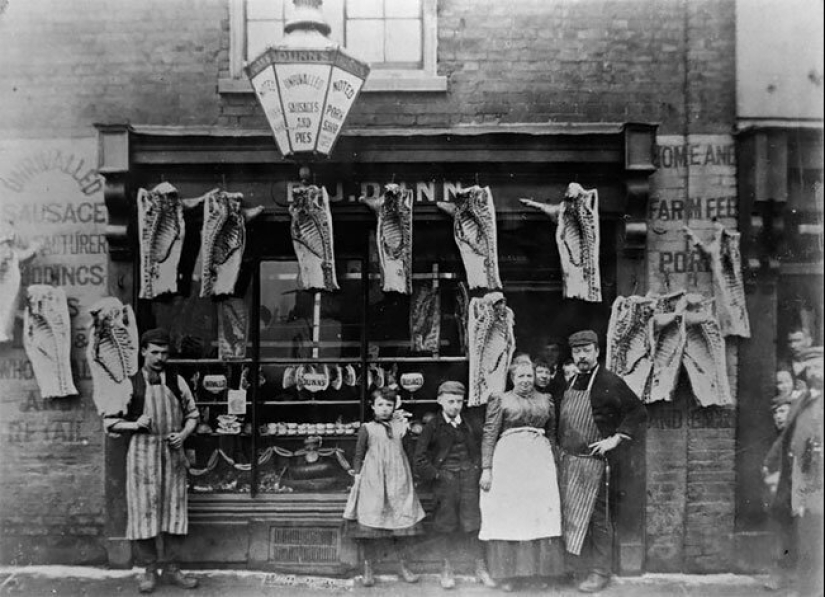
[
  {"x1": 1, "y1": 0, "x2": 738, "y2": 568},
  {"x1": 0, "y1": 138, "x2": 109, "y2": 565},
  {"x1": 0, "y1": 0, "x2": 735, "y2": 138}
]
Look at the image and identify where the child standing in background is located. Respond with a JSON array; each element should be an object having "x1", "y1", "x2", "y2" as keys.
[
  {"x1": 414, "y1": 381, "x2": 497, "y2": 590},
  {"x1": 344, "y1": 387, "x2": 425, "y2": 587}
]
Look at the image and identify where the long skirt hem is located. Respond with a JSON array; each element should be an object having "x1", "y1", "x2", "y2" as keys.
[
  {"x1": 485, "y1": 538, "x2": 566, "y2": 579},
  {"x1": 342, "y1": 519, "x2": 425, "y2": 539}
]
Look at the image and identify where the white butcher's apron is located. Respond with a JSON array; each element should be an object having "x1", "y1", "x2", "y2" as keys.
[{"x1": 126, "y1": 379, "x2": 189, "y2": 540}]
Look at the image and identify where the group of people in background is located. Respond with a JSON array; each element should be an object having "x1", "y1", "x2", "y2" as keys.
[
  {"x1": 763, "y1": 326, "x2": 824, "y2": 597},
  {"x1": 343, "y1": 329, "x2": 647, "y2": 594}
]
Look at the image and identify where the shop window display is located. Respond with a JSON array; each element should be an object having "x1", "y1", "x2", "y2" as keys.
[{"x1": 136, "y1": 215, "x2": 616, "y2": 496}]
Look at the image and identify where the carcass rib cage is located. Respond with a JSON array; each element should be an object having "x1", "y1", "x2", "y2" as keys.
[
  {"x1": 290, "y1": 185, "x2": 339, "y2": 292},
  {"x1": 644, "y1": 291, "x2": 686, "y2": 404},
  {"x1": 606, "y1": 295, "x2": 656, "y2": 399},
  {"x1": 557, "y1": 183, "x2": 601, "y2": 302},
  {"x1": 648, "y1": 308, "x2": 686, "y2": 404},
  {"x1": 687, "y1": 224, "x2": 750, "y2": 338},
  {"x1": 218, "y1": 297, "x2": 249, "y2": 359},
  {"x1": 23, "y1": 285, "x2": 77, "y2": 399},
  {"x1": 0, "y1": 237, "x2": 20, "y2": 343},
  {"x1": 438, "y1": 186, "x2": 502, "y2": 290},
  {"x1": 682, "y1": 295, "x2": 733, "y2": 406},
  {"x1": 410, "y1": 283, "x2": 441, "y2": 352},
  {"x1": 87, "y1": 297, "x2": 139, "y2": 416},
  {"x1": 468, "y1": 292, "x2": 515, "y2": 407},
  {"x1": 362, "y1": 184, "x2": 413, "y2": 294},
  {"x1": 200, "y1": 190, "x2": 247, "y2": 298},
  {"x1": 137, "y1": 182, "x2": 185, "y2": 299},
  {"x1": 608, "y1": 290, "x2": 734, "y2": 406}
]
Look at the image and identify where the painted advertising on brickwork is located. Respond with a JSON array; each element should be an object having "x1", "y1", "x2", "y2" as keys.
[
  {"x1": 0, "y1": 140, "x2": 107, "y2": 512},
  {"x1": 643, "y1": 134, "x2": 739, "y2": 571}
]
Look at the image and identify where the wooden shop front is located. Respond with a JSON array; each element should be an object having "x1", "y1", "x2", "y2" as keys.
[{"x1": 96, "y1": 122, "x2": 657, "y2": 573}]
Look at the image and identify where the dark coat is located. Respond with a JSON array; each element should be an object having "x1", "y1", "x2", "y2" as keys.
[
  {"x1": 560, "y1": 365, "x2": 647, "y2": 442},
  {"x1": 414, "y1": 411, "x2": 482, "y2": 483}
]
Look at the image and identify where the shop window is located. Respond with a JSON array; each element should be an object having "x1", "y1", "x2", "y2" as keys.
[
  {"x1": 221, "y1": 0, "x2": 446, "y2": 93},
  {"x1": 137, "y1": 214, "x2": 616, "y2": 496}
]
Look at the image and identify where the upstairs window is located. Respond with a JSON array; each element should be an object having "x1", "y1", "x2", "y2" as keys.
[{"x1": 222, "y1": 0, "x2": 446, "y2": 93}]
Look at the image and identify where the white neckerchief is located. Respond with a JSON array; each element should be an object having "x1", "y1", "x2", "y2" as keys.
[{"x1": 443, "y1": 412, "x2": 462, "y2": 428}]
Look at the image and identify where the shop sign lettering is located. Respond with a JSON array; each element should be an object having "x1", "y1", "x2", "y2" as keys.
[
  {"x1": 1, "y1": 419, "x2": 89, "y2": 444},
  {"x1": 287, "y1": 180, "x2": 471, "y2": 205},
  {"x1": 0, "y1": 357, "x2": 93, "y2": 381},
  {"x1": 22, "y1": 263, "x2": 106, "y2": 287},
  {"x1": 19, "y1": 390, "x2": 87, "y2": 413},
  {"x1": 655, "y1": 143, "x2": 736, "y2": 169},
  {"x1": 658, "y1": 249, "x2": 709, "y2": 274},
  {"x1": 649, "y1": 196, "x2": 738, "y2": 221},
  {"x1": 0, "y1": 149, "x2": 101, "y2": 195},
  {"x1": 0, "y1": 201, "x2": 107, "y2": 225},
  {"x1": 648, "y1": 407, "x2": 735, "y2": 429}
]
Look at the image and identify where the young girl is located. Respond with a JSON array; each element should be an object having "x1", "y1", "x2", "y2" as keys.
[{"x1": 344, "y1": 387, "x2": 425, "y2": 587}]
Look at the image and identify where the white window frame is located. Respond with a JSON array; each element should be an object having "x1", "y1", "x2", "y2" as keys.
[{"x1": 219, "y1": 0, "x2": 446, "y2": 94}]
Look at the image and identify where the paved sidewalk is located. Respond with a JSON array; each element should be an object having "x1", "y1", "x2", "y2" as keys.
[{"x1": 0, "y1": 566, "x2": 782, "y2": 597}]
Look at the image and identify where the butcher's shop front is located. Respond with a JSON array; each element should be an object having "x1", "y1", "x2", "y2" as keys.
[{"x1": 95, "y1": 122, "x2": 657, "y2": 572}]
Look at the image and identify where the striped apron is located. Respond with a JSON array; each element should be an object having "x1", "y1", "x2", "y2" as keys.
[
  {"x1": 126, "y1": 379, "x2": 189, "y2": 540},
  {"x1": 559, "y1": 373, "x2": 607, "y2": 555}
]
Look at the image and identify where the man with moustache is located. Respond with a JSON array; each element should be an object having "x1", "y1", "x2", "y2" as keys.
[
  {"x1": 557, "y1": 330, "x2": 647, "y2": 593},
  {"x1": 103, "y1": 329, "x2": 200, "y2": 594}
]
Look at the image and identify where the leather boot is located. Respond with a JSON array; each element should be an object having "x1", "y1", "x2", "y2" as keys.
[
  {"x1": 474, "y1": 558, "x2": 497, "y2": 588},
  {"x1": 577, "y1": 571, "x2": 610, "y2": 593},
  {"x1": 138, "y1": 568, "x2": 158, "y2": 594},
  {"x1": 440, "y1": 559, "x2": 456, "y2": 590},
  {"x1": 164, "y1": 566, "x2": 199, "y2": 589},
  {"x1": 399, "y1": 559, "x2": 420, "y2": 583},
  {"x1": 361, "y1": 559, "x2": 375, "y2": 587}
]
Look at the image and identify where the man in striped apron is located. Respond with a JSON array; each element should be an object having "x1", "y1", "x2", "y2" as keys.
[
  {"x1": 558, "y1": 330, "x2": 646, "y2": 593},
  {"x1": 104, "y1": 328, "x2": 200, "y2": 594}
]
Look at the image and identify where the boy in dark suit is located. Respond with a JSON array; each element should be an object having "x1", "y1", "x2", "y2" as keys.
[{"x1": 414, "y1": 381, "x2": 495, "y2": 590}]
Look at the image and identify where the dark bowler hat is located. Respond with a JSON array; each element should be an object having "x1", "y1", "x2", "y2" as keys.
[
  {"x1": 437, "y1": 381, "x2": 466, "y2": 396},
  {"x1": 140, "y1": 328, "x2": 171, "y2": 348},
  {"x1": 568, "y1": 329, "x2": 599, "y2": 348}
]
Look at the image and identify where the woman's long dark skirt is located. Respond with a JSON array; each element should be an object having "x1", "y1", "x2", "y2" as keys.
[{"x1": 485, "y1": 537, "x2": 566, "y2": 579}]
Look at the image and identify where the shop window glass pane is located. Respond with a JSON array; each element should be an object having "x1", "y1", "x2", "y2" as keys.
[
  {"x1": 181, "y1": 362, "x2": 255, "y2": 494},
  {"x1": 345, "y1": 19, "x2": 385, "y2": 63},
  {"x1": 247, "y1": 20, "x2": 285, "y2": 59},
  {"x1": 347, "y1": 0, "x2": 383, "y2": 19},
  {"x1": 385, "y1": 0, "x2": 420, "y2": 19},
  {"x1": 366, "y1": 223, "x2": 465, "y2": 359},
  {"x1": 260, "y1": 260, "x2": 363, "y2": 360},
  {"x1": 256, "y1": 362, "x2": 361, "y2": 494},
  {"x1": 248, "y1": 0, "x2": 283, "y2": 20},
  {"x1": 384, "y1": 19, "x2": 421, "y2": 65},
  {"x1": 283, "y1": 0, "x2": 345, "y2": 45}
]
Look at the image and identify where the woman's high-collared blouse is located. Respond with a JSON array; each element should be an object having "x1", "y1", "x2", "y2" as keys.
[{"x1": 481, "y1": 390, "x2": 555, "y2": 469}]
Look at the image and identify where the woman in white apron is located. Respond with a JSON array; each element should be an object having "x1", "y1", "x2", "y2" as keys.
[{"x1": 478, "y1": 358, "x2": 565, "y2": 591}]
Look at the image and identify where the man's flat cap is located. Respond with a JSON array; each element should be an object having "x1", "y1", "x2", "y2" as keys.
[
  {"x1": 140, "y1": 328, "x2": 171, "y2": 347},
  {"x1": 437, "y1": 381, "x2": 466, "y2": 396},
  {"x1": 568, "y1": 329, "x2": 599, "y2": 348}
]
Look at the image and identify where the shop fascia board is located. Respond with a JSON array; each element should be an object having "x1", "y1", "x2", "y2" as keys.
[
  {"x1": 95, "y1": 122, "x2": 657, "y2": 260},
  {"x1": 123, "y1": 123, "x2": 639, "y2": 166}
]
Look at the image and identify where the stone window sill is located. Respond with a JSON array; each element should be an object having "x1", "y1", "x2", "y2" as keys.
[{"x1": 218, "y1": 73, "x2": 447, "y2": 95}]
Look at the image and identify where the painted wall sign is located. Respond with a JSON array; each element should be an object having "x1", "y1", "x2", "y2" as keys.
[{"x1": 0, "y1": 139, "x2": 107, "y2": 534}]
